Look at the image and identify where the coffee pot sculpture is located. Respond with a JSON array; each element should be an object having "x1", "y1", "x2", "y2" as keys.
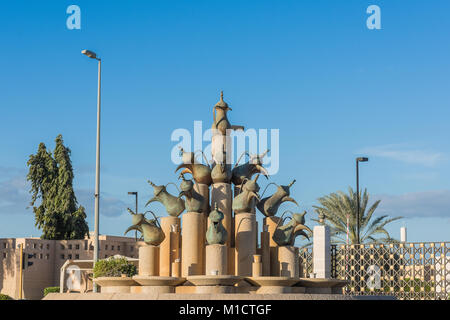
[
  {"x1": 232, "y1": 174, "x2": 261, "y2": 214},
  {"x1": 178, "y1": 173, "x2": 206, "y2": 213},
  {"x1": 124, "y1": 208, "x2": 165, "y2": 246},
  {"x1": 272, "y1": 211, "x2": 312, "y2": 246},
  {"x1": 175, "y1": 149, "x2": 212, "y2": 186},
  {"x1": 257, "y1": 179, "x2": 298, "y2": 217},
  {"x1": 231, "y1": 150, "x2": 269, "y2": 186},
  {"x1": 212, "y1": 91, "x2": 233, "y2": 136},
  {"x1": 206, "y1": 203, "x2": 228, "y2": 245},
  {"x1": 146, "y1": 180, "x2": 185, "y2": 217}
]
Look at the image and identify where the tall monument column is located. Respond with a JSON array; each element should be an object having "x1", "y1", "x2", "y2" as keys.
[{"x1": 182, "y1": 212, "x2": 205, "y2": 276}]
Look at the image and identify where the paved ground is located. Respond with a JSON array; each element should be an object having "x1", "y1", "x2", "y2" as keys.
[{"x1": 44, "y1": 292, "x2": 396, "y2": 300}]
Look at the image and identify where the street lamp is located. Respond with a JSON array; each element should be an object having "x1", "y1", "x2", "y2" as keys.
[
  {"x1": 128, "y1": 192, "x2": 138, "y2": 214},
  {"x1": 356, "y1": 157, "x2": 369, "y2": 244},
  {"x1": 82, "y1": 49, "x2": 101, "y2": 292},
  {"x1": 128, "y1": 192, "x2": 138, "y2": 241}
]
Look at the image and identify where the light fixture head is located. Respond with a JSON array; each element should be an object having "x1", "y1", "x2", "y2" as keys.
[
  {"x1": 128, "y1": 192, "x2": 138, "y2": 195},
  {"x1": 357, "y1": 157, "x2": 369, "y2": 162},
  {"x1": 81, "y1": 49, "x2": 98, "y2": 59}
]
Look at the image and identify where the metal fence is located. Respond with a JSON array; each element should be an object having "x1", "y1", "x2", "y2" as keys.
[{"x1": 300, "y1": 242, "x2": 450, "y2": 300}]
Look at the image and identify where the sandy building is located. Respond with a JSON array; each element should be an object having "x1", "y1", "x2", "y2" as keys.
[{"x1": 0, "y1": 234, "x2": 138, "y2": 300}]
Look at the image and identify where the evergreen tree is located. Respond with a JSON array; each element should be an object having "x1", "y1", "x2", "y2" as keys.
[{"x1": 27, "y1": 135, "x2": 89, "y2": 240}]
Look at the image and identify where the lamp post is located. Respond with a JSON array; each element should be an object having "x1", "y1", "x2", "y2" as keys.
[
  {"x1": 356, "y1": 157, "x2": 369, "y2": 244},
  {"x1": 128, "y1": 192, "x2": 138, "y2": 241},
  {"x1": 128, "y1": 191, "x2": 138, "y2": 214},
  {"x1": 82, "y1": 49, "x2": 101, "y2": 292}
]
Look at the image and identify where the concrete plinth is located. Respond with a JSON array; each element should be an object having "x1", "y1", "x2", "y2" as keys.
[
  {"x1": 130, "y1": 286, "x2": 175, "y2": 294},
  {"x1": 313, "y1": 225, "x2": 331, "y2": 279},
  {"x1": 182, "y1": 212, "x2": 205, "y2": 276},
  {"x1": 95, "y1": 277, "x2": 137, "y2": 294},
  {"x1": 235, "y1": 213, "x2": 257, "y2": 276},
  {"x1": 256, "y1": 286, "x2": 292, "y2": 294},
  {"x1": 159, "y1": 216, "x2": 180, "y2": 276},
  {"x1": 206, "y1": 244, "x2": 228, "y2": 275},
  {"x1": 278, "y1": 246, "x2": 299, "y2": 278},
  {"x1": 195, "y1": 286, "x2": 236, "y2": 294},
  {"x1": 139, "y1": 245, "x2": 160, "y2": 276}
]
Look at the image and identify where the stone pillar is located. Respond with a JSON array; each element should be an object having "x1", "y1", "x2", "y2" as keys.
[
  {"x1": 313, "y1": 225, "x2": 331, "y2": 278},
  {"x1": 211, "y1": 134, "x2": 231, "y2": 165},
  {"x1": 228, "y1": 247, "x2": 235, "y2": 276},
  {"x1": 205, "y1": 244, "x2": 228, "y2": 275},
  {"x1": 170, "y1": 224, "x2": 181, "y2": 273},
  {"x1": 278, "y1": 246, "x2": 299, "y2": 278},
  {"x1": 171, "y1": 259, "x2": 181, "y2": 278},
  {"x1": 263, "y1": 216, "x2": 281, "y2": 247},
  {"x1": 235, "y1": 213, "x2": 257, "y2": 276},
  {"x1": 252, "y1": 255, "x2": 262, "y2": 277},
  {"x1": 139, "y1": 245, "x2": 159, "y2": 276},
  {"x1": 210, "y1": 183, "x2": 232, "y2": 247},
  {"x1": 260, "y1": 225, "x2": 270, "y2": 276},
  {"x1": 264, "y1": 216, "x2": 281, "y2": 276},
  {"x1": 194, "y1": 182, "x2": 209, "y2": 272},
  {"x1": 182, "y1": 212, "x2": 205, "y2": 276},
  {"x1": 159, "y1": 216, "x2": 180, "y2": 276}
]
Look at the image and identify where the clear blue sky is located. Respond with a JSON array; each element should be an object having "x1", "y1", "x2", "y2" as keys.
[{"x1": 0, "y1": 0, "x2": 449, "y2": 242}]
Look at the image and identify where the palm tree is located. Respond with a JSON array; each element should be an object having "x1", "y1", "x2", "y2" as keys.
[{"x1": 313, "y1": 187, "x2": 402, "y2": 244}]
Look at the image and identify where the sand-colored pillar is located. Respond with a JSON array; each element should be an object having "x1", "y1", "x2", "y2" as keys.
[
  {"x1": 235, "y1": 213, "x2": 257, "y2": 276},
  {"x1": 228, "y1": 247, "x2": 235, "y2": 276},
  {"x1": 171, "y1": 259, "x2": 181, "y2": 278},
  {"x1": 313, "y1": 225, "x2": 331, "y2": 278},
  {"x1": 205, "y1": 244, "x2": 228, "y2": 275},
  {"x1": 159, "y1": 216, "x2": 180, "y2": 276},
  {"x1": 182, "y1": 212, "x2": 205, "y2": 276},
  {"x1": 263, "y1": 216, "x2": 281, "y2": 247},
  {"x1": 260, "y1": 225, "x2": 270, "y2": 276},
  {"x1": 278, "y1": 246, "x2": 299, "y2": 278},
  {"x1": 170, "y1": 224, "x2": 181, "y2": 273},
  {"x1": 264, "y1": 216, "x2": 281, "y2": 276},
  {"x1": 252, "y1": 255, "x2": 262, "y2": 277},
  {"x1": 211, "y1": 134, "x2": 232, "y2": 165},
  {"x1": 139, "y1": 245, "x2": 159, "y2": 276}
]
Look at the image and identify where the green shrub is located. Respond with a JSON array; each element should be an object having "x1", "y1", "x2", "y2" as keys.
[
  {"x1": 0, "y1": 294, "x2": 13, "y2": 300},
  {"x1": 93, "y1": 257, "x2": 137, "y2": 278},
  {"x1": 43, "y1": 287, "x2": 60, "y2": 297}
]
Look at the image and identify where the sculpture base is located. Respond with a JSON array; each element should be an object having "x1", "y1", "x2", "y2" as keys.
[
  {"x1": 186, "y1": 275, "x2": 243, "y2": 287},
  {"x1": 130, "y1": 286, "x2": 175, "y2": 294},
  {"x1": 94, "y1": 277, "x2": 137, "y2": 294}
]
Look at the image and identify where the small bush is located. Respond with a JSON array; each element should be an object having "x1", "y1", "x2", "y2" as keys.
[
  {"x1": 43, "y1": 287, "x2": 60, "y2": 297},
  {"x1": 0, "y1": 294, "x2": 13, "y2": 300},
  {"x1": 93, "y1": 257, "x2": 137, "y2": 278}
]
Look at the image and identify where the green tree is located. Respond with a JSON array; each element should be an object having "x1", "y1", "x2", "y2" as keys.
[
  {"x1": 27, "y1": 135, "x2": 89, "y2": 240},
  {"x1": 313, "y1": 187, "x2": 402, "y2": 244}
]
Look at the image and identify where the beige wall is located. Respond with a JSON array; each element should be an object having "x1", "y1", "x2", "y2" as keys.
[{"x1": 0, "y1": 235, "x2": 138, "y2": 300}]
